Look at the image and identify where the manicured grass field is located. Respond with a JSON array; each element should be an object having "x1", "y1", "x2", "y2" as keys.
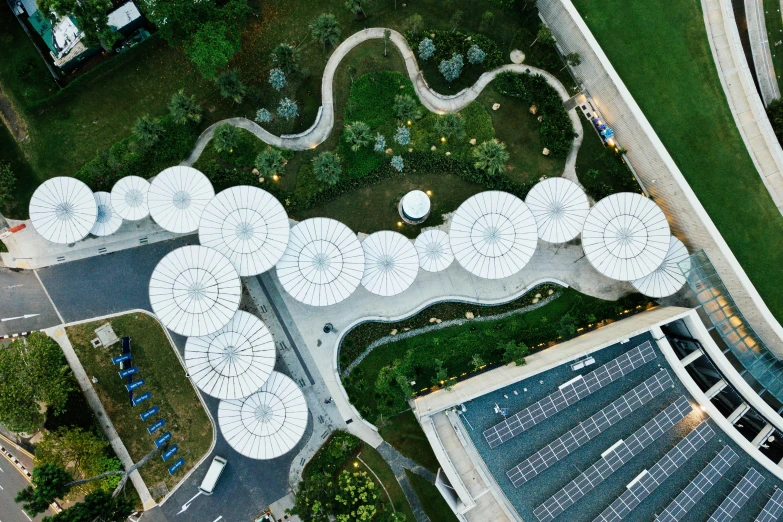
[
  {"x1": 379, "y1": 410, "x2": 440, "y2": 473},
  {"x1": 406, "y1": 470, "x2": 459, "y2": 522},
  {"x1": 572, "y1": 0, "x2": 783, "y2": 321},
  {"x1": 66, "y1": 314, "x2": 212, "y2": 500}
]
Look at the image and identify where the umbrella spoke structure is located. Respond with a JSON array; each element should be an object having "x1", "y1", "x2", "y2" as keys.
[
  {"x1": 149, "y1": 245, "x2": 241, "y2": 336},
  {"x1": 525, "y1": 177, "x2": 589, "y2": 243},
  {"x1": 29, "y1": 177, "x2": 97, "y2": 244},
  {"x1": 90, "y1": 192, "x2": 123, "y2": 237},
  {"x1": 199, "y1": 186, "x2": 290, "y2": 276},
  {"x1": 185, "y1": 311, "x2": 276, "y2": 400},
  {"x1": 449, "y1": 191, "x2": 538, "y2": 279},
  {"x1": 361, "y1": 231, "x2": 419, "y2": 296},
  {"x1": 148, "y1": 166, "x2": 215, "y2": 233},
  {"x1": 414, "y1": 229, "x2": 454, "y2": 272},
  {"x1": 276, "y1": 218, "x2": 365, "y2": 306},
  {"x1": 218, "y1": 371, "x2": 308, "y2": 460},
  {"x1": 632, "y1": 236, "x2": 689, "y2": 298},
  {"x1": 582, "y1": 192, "x2": 671, "y2": 281},
  {"x1": 111, "y1": 176, "x2": 151, "y2": 221}
]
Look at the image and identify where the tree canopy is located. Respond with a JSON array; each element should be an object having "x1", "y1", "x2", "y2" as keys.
[
  {"x1": 313, "y1": 152, "x2": 342, "y2": 186},
  {"x1": 39, "y1": 0, "x2": 112, "y2": 46},
  {"x1": 310, "y1": 13, "x2": 341, "y2": 49},
  {"x1": 473, "y1": 139, "x2": 509, "y2": 176},
  {"x1": 16, "y1": 464, "x2": 72, "y2": 516},
  {"x1": 0, "y1": 162, "x2": 17, "y2": 212},
  {"x1": 184, "y1": 22, "x2": 242, "y2": 79}
]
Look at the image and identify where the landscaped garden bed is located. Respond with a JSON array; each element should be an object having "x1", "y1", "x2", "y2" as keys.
[{"x1": 66, "y1": 314, "x2": 212, "y2": 500}]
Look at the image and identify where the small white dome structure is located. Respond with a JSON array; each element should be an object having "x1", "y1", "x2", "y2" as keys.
[
  {"x1": 525, "y1": 177, "x2": 589, "y2": 243},
  {"x1": 148, "y1": 166, "x2": 215, "y2": 233},
  {"x1": 399, "y1": 190, "x2": 431, "y2": 224},
  {"x1": 111, "y1": 176, "x2": 150, "y2": 221},
  {"x1": 361, "y1": 231, "x2": 419, "y2": 296},
  {"x1": 90, "y1": 192, "x2": 123, "y2": 237},
  {"x1": 414, "y1": 230, "x2": 454, "y2": 272}
]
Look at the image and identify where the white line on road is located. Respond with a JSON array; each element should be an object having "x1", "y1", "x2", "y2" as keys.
[
  {"x1": 0, "y1": 483, "x2": 4, "y2": 489},
  {"x1": 1, "y1": 314, "x2": 41, "y2": 322},
  {"x1": 21, "y1": 510, "x2": 31, "y2": 521},
  {"x1": 4, "y1": 284, "x2": 23, "y2": 289},
  {"x1": 33, "y1": 270, "x2": 64, "y2": 324},
  {"x1": 213, "y1": 517, "x2": 223, "y2": 522}
]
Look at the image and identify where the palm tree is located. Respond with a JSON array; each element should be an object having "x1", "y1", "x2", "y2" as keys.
[
  {"x1": 271, "y1": 43, "x2": 301, "y2": 74},
  {"x1": 531, "y1": 24, "x2": 555, "y2": 47},
  {"x1": 168, "y1": 90, "x2": 202, "y2": 125},
  {"x1": 344, "y1": 121, "x2": 371, "y2": 151},
  {"x1": 255, "y1": 147, "x2": 286, "y2": 177},
  {"x1": 312, "y1": 151, "x2": 342, "y2": 185},
  {"x1": 215, "y1": 70, "x2": 246, "y2": 104},
  {"x1": 310, "y1": 13, "x2": 341, "y2": 49},
  {"x1": 435, "y1": 113, "x2": 464, "y2": 140},
  {"x1": 132, "y1": 115, "x2": 162, "y2": 149},
  {"x1": 393, "y1": 94, "x2": 421, "y2": 122},
  {"x1": 213, "y1": 124, "x2": 240, "y2": 154},
  {"x1": 473, "y1": 139, "x2": 509, "y2": 176}
]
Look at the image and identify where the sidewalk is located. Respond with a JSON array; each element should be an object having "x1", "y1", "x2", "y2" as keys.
[{"x1": 45, "y1": 326, "x2": 156, "y2": 510}]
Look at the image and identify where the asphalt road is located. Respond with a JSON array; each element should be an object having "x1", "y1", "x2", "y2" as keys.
[
  {"x1": 0, "y1": 455, "x2": 53, "y2": 521},
  {"x1": 0, "y1": 268, "x2": 61, "y2": 337}
]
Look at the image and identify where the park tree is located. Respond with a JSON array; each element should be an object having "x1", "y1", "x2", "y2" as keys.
[
  {"x1": 383, "y1": 29, "x2": 391, "y2": 57},
  {"x1": 501, "y1": 340, "x2": 529, "y2": 366},
  {"x1": 418, "y1": 38, "x2": 435, "y2": 61},
  {"x1": 0, "y1": 333, "x2": 73, "y2": 433},
  {"x1": 467, "y1": 44, "x2": 486, "y2": 65},
  {"x1": 374, "y1": 134, "x2": 386, "y2": 152},
  {"x1": 449, "y1": 9, "x2": 463, "y2": 32},
  {"x1": 212, "y1": 124, "x2": 240, "y2": 153},
  {"x1": 289, "y1": 472, "x2": 334, "y2": 522},
  {"x1": 39, "y1": 0, "x2": 112, "y2": 46},
  {"x1": 532, "y1": 24, "x2": 555, "y2": 46},
  {"x1": 215, "y1": 70, "x2": 246, "y2": 104},
  {"x1": 432, "y1": 359, "x2": 448, "y2": 387},
  {"x1": 345, "y1": 0, "x2": 368, "y2": 19},
  {"x1": 473, "y1": 139, "x2": 509, "y2": 176},
  {"x1": 131, "y1": 115, "x2": 162, "y2": 149},
  {"x1": 334, "y1": 471, "x2": 378, "y2": 521},
  {"x1": 471, "y1": 354, "x2": 485, "y2": 372},
  {"x1": 169, "y1": 90, "x2": 202, "y2": 125},
  {"x1": 269, "y1": 68, "x2": 287, "y2": 91},
  {"x1": 438, "y1": 53, "x2": 464, "y2": 83},
  {"x1": 184, "y1": 21, "x2": 241, "y2": 79},
  {"x1": 0, "y1": 162, "x2": 16, "y2": 212},
  {"x1": 390, "y1": 155, "x2": 404, "y2": 172},
  {"x1": 434, "y1": 113, "x2": 464, "y2": 140},
  {"x1": 313, "y1": 151, "x2": 342, "y2": 185},
  {"x1": 406, "y1": 13, "x2": 423, "y2": 36},
  {"x1": 46, "y1": 490, "x2": 133, "y2": 522},
  {"x1": 138, "y1": 0, "x2": 248, "y2": 45},
  {"x1": 310, "y1": 13, "x2": 341, "y2": 49},
  {"x1": 562, "y1": 52, "x2": 581, "y2": 70},
  {"x1": 271, "y1": 43, "x2": 301, "y2": 74},
  {"x1": 344, "y1": 121, "x2": 372, "y2": 151},
  {"x1": 393, "y1": 94, "x2": 421, "y2": 122},
  {"x1": 255, "y1": 147, "x2": 286, "y2": 177},
  {"x1": 255, "y1": 108, "x2": 273, "y2": 123},
  {"x1": 16, "y1": 464, "x2": 72, "y2": 516},
  {"x1": 277, "y1": 98, "x2": 299, "y2": 120},
  {"x1": 394, "y1": 126, "x2": 411, "y2": 146},
  {"x1": 479, "y1": 10, "x2": 494, "y2": 32}
]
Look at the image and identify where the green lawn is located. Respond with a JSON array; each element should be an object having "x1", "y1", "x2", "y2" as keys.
[
  {"x1": 0, "y1": 121, "x2": 36, "y2": 218},
  {"x1": 572, "y1": 0, "x2": 783, "y2": 322},
  {"x1": 405, "y1": 471, "x2": 459, "y2": 522},
  {"x1": 763, "y1": 0, "x2": 783, "y2": 93},
  {"x1": 379, "y1": 410, "x2": 440, "y2": 473},
  {"x1": 66, "y1": 314, "x2": 212, "y2": 500}
]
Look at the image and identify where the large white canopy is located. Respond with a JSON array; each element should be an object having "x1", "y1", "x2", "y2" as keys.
[
  {"x1": 582, "y1": 193, "x2": 671, "y2": 281},
  {"x1": 149, "y1": 245, "x2": 241, "y2": 336},
  {"x1": 449, "y1": 191, "x2": 538, "y2": 279},
  {"x1": 632, "y1": 236, "x2": 689, "y2": 298},
  {"x1": 525, "y1": 177, "x2": 589, "y2": 243},
  {"x1": 414, "y1": 229, "x2": 454, "y2": 272},
  {"x1": 148, "y1": 166, "x2": 215, "y2": 233},
  {"x1": 361, "y1": 231, "x2": 419, "y2": 296},
  {"x1": 111, "y1": 176, "x2": 150, "y2": 221},
  {"x1": 185, "y1": 310, "x2": 276, "y2": 400},
  {"x1": 29, "y1": 177, "x2": 97, "y2": 244},
  {"x1": 276, "y1": 218, "x2": 365, "y2": 306},
  {"x1": 218, "y1": 371, "x2": 308, "y2": 460},
  {"x1": 90, "y1": 192, "x2": 123, "y2": 237},
  {"x1": 199, "y1": 186, "x2": 290, "y2": 276}
]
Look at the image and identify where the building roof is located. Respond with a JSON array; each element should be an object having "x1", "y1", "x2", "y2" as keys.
[
  {"x1": 148, "y1": 166, "x2": 215, "y2": 234},
  {"x1": 525, "y1": 177, "x2": 590, "y2": 244},
  {"x1": 414, "y1": 229, "x2": 454, "y2": 272},
  {"x1": 108, "y1": 1, "x2": 141, "y2": 30},
  {"x1": 361, "y1": 231, "x2": 419, "y2": 296},
  {"x1": 89, "y1": 191, "x2": 122, "y2": 237},
  {"x1": 111, "y1": 176, "x2": 150, "y2": 221},
  {"x1": 29, "y1": 176, "x2": 97, "y2": 244},
  {"x1": 631, "y1": 236, "x2": 689, "y2": 298}
]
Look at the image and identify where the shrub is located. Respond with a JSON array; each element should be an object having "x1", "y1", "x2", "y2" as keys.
[
  {"x1": 407, "y1": 30, "x2": 504, "y2": 70},
  {"x1": 343, "y1": 121, "x2": 372, "y2": 151},
  {"x1": 184, "y1": 21, "x2": 241, "y2": 79},
  {"x1": 467, "y1": 44, "x2": 485, "y2": 64},
  {"x1": 374, "y1": 133, "x2": 386, "y2": 152},
  {"x1": 255, "y1": 147, "x2": 286, "y2": 177},
  {"x1": 313, "y1": 151, "x2": 342, "y2": 185},
  {"x1": 501, "y1": 340, "x2": 529, "y2": 365},
  {"x1": 394, "y1": 126, "x2": 411, "y2": 145},
  {"x1": 270, "y1": 43, "x2": 300, "y2": 73},
  {"x1": 131, "y1": 115, "x2": 162, "y2": 150},
  {"x1": 215, "y1": 70, "x2": 246, "y2": 103},
  {"x1": 277, "y1": 98, "x2": 299, "y2": 120},
  {"x1": 213, "y1": 124, "x2": 240, "y2": 153},
  {"x1": 480, "y1": 10, "x2": 494, "y2": 32},
  {"x1": 169, "y1": 90, "x2": 202, "y2": 125},
  {"x1": 255, "y1": 108, "x2": 273, "y2": 123},
  {"x1": 390, "y1": 155, "x2": 404, "y2": 172},
  {"x1": 434, "y1": 113, "x2": 464, "y2": 141},
  {"x1": 419, "y1": 38, "x2": 435, "y2": 61},
  {"x1": 438, "y1": 53, "x2": 464, "y2": 83},
  {"x1": 393, "y1": 94, "x2": 422, "y2": 122},
  {"x1": 0, "y1": 162, "x2": 16, "y2": 212},
  {"x1": 268, "y1": 68, "x2": 286, "y2": 91},
  {"x1": 473, "y1": 139, "x2": 509, "y2": 176}
]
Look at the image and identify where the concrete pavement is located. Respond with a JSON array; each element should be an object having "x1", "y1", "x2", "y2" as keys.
[{"x1": 0, "y1": 453, "x2": 52, "y2": 522}]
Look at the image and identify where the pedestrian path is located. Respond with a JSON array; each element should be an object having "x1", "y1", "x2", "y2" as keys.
[
  {"x1": 744, "y1": 0, "x2": 780, "y2": 105},
  {"x1": 376, "y1": 442, "x2": 435, "y2": 522}
]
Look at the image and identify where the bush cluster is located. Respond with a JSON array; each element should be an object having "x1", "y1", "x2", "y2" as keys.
[
  {"x1": 406, "y1": 30, "x2": 504, "y2": 70},
  {"x1": 493, "y1": 71, "x2": 576, "y2": 157}
]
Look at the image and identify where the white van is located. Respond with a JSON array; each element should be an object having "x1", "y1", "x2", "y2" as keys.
[{"x1": 199, "y1": 456, "x2": 228, "y2": 495}]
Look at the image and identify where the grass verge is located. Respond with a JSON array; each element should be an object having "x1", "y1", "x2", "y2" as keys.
[
  {"x1": 405, "y1": 470, "x2": 459, "y2": 522},
  {"x1": 378, "y1": 410, "x2": 440, "y2": 473},
  {"x1": 356, "y1": 445, "x2": 417, "y2": 522},
  {"x1": 66, "y1": 313, "x2": 212, "y2": 500}
]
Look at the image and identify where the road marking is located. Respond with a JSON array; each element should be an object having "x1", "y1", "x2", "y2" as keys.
[
  {"x1": 21, "y1": 510, "x2": 31, "y2": 521},
  {"x1": 176, "y1": 491, "x2": 203, "y2": 515},
  {"x1": 213, "y1": 517, "x2": 223, "y2": 522},
  {"x1": 1, "y1": 314, "x2": 41, "y2": 322},
  {"x1": 4, "y1": 284, "x2": 23, "y2": 289},
  {"x1": 0, "y1": 483, "x2": 4, "y2": 489},
  {"x1": 33, "y1": 270, "x2": 64, "y2": 324}
]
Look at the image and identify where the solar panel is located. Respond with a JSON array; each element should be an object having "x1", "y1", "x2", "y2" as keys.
[
  {"x1": 508, "y1": 369, "x2": 673, "y2": 487},
  {"x1": 484, "y1": 341, "x2": 656, "y2": 448},
  {"x1": 707, "y1": 468, "x2": 765, "y2": 522},
  {"x1": 756, "y1": 489, "x2": 783, "y2": 522},
  {"x1": 655, "y1": 446, "x2": 738, "y2": 522},
  {"x1": 533, "y1": 396, "x2": 692, "y2": 522},
  {"x1": 592, "y1": 422, "x2": 715, "y2": 522}
]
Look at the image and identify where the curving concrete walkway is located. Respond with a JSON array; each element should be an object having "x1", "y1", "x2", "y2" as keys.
[
  {"x1": 745, "y1": 0, "x2": 780, "y2": 105},
  {"x1": 182, "y1": 28, "x2": 583, "y2": 182}
]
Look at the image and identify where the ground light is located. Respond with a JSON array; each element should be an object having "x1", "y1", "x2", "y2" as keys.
[
  {"x1": 440, "y1": 137, "x2": 446, "y2": 143},
  {"x1": 272, "y1": 174, "x2": 279, "y2": 181},
  {"x1": 426, "y1": 190, "x2": 432, "y2": 196}
]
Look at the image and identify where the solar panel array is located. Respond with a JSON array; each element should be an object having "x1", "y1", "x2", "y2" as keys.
[
  {"x1": 508, "y1": 369, "x2": 673, "y2": 487},
  {"x1": 592, "y1": 422, "x2": 715, "y2": 522},
  {"x1": 484, "y1": 341, "x2": 656, "y2": 448},
  {"x1": 655, "y1": 446, "x2": 738, "y2": 522},
  {"x1": 707, "y1": 468, "x2": 765, "y2": 522},
  {"x1": 755, "y1": 488, "x2": 783, "y2": 522},
  {"x1": 533, "y1": 396, "x2": 692, "y2": 522}
]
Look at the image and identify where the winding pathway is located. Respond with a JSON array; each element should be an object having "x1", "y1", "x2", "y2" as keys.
[{"x1": 182, "y1": 28, "x2": 583, "y2": 182}]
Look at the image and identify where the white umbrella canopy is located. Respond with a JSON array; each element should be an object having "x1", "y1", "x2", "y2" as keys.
[
  {"x1": 90, "y1": 191, "x2": 123, "y2": 237},
  {"x1": 185, "y1": 310, "x2": 276, "y2": 400},
  {"x1": 414, "y1": 229, "x2": 454, "y2": 272},
  {"x1": 199, "y1": 186, "x2": 290, "y2": 276},
  {"x1": 218, "y1": 371, "x2": 308, "y2": 460},
  {"x1": 582, "y1": 192, "x2": 671, "y2": 281},
  {"x1": 111, "y1": 175, "x2": 151, "y2": 221},
  {"x1": 361, "y1": 231, "x2": 419, "y2": 296},
  {"x1": 148, "y1": 166, "x2": 215, "y2": 233},
  {"x1": 525, "y1": 177, "x2": 589, "y2": 243},
  {"x1": 276, "y1": 218, "x2": 365, "y2": 306},
  {"x1": 148, "y1": 245, "x2": 241, "y2": 336},
  {"x1": 29, "y1": 177, "x2": 98, "y2": 244},
  {"x1": 632, "y1": 236, "x2": 689, "y2": 298},
  {"x1": 449, "y1": 191, "x2": 538, "y2": 279}
]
